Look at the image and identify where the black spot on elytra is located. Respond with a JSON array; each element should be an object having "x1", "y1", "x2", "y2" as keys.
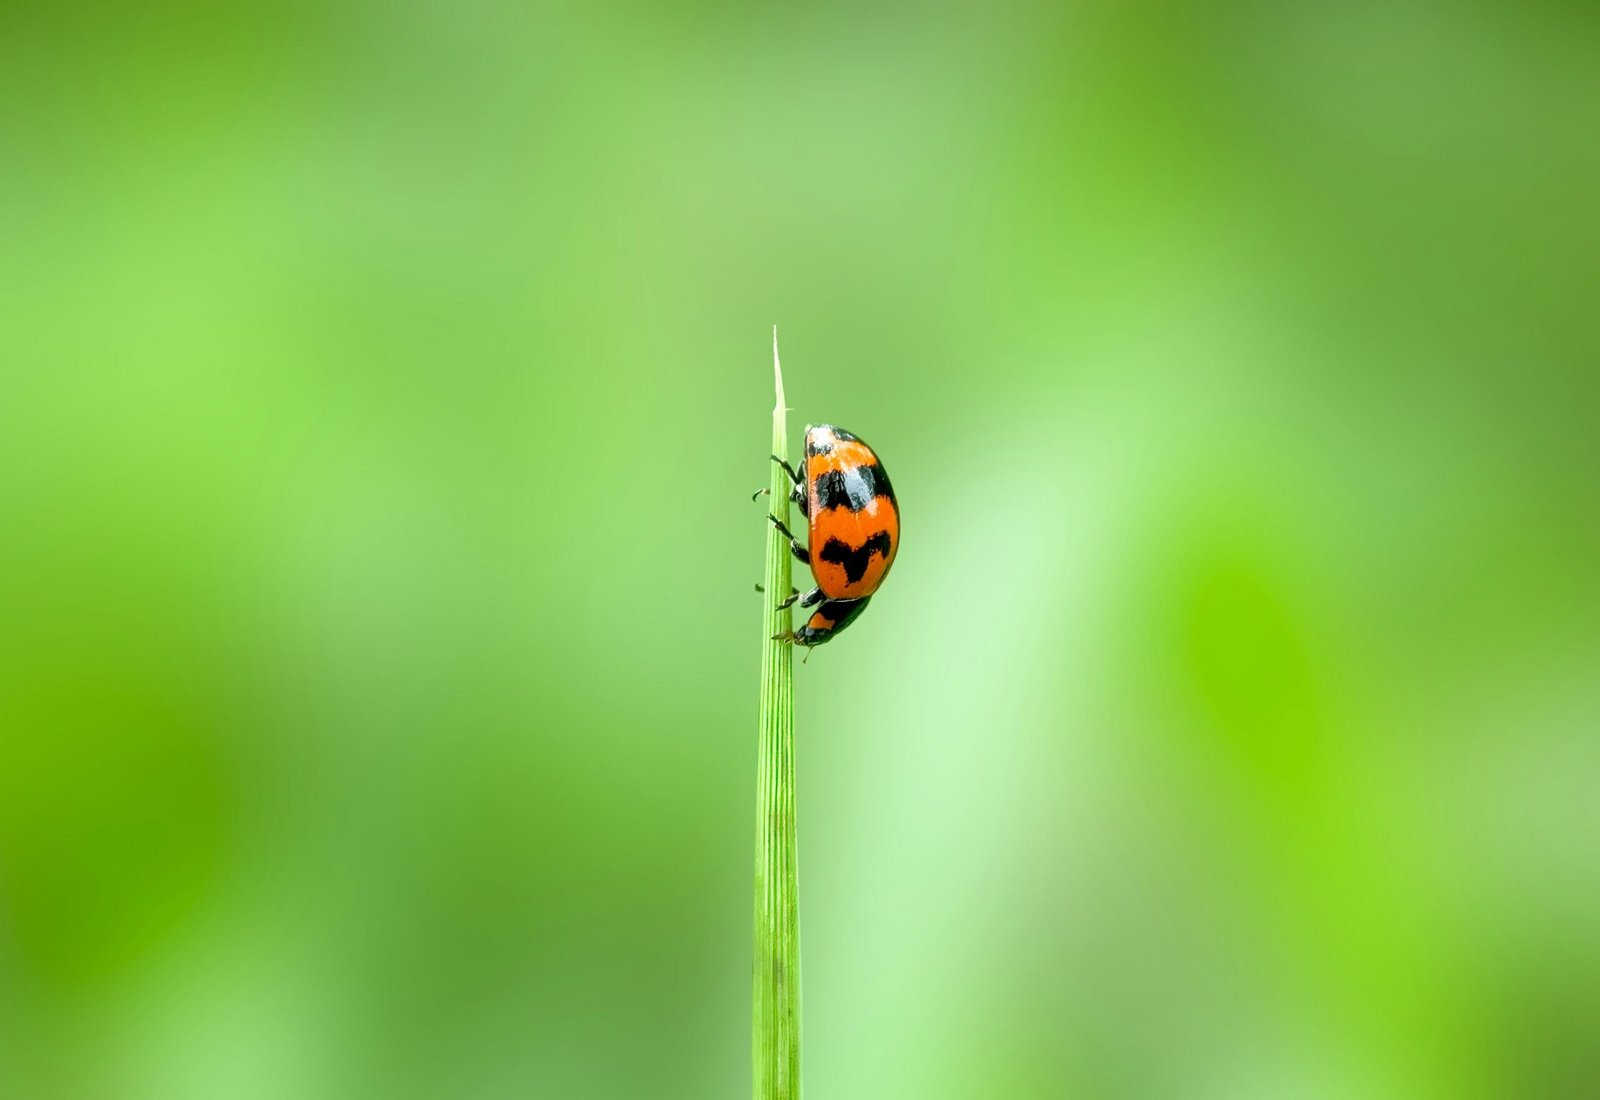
[
  {"x1": 813, "y1": 463, "x2": 893, "y2": 512},
  {"x1": 819, "y1": 531, "x2": 892, "y2": 584}
]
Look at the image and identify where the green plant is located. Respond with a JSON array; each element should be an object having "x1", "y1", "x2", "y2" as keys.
[{"x1": 753, "y1": 328, "x2": 801, "y2": 1098}]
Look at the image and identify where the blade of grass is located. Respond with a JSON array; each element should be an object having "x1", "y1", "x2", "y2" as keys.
[{"x1": 754, "y1": 326, "x2": 801, "y2": 1099}]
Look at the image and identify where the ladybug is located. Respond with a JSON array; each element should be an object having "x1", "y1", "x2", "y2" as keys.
[{"x1": 760, "y1": 424, "x2": 899, "y2": 647}]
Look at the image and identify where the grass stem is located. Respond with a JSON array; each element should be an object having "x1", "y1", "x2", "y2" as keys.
[{"x1": 753, "y1": 326, "x2": 801, "y2": 1098}]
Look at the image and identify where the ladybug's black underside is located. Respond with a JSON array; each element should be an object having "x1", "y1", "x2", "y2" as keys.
[{"x1": 792, "y1": 595, "x2": 870, "y2": 646}]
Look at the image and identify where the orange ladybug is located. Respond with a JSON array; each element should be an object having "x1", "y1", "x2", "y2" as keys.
[{"x1": 762, "y1": 424, "x2": 899, "y2": 646}]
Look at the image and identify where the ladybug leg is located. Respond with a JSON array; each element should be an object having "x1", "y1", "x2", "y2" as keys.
[
  {"x1": 753, "y1": 482, "x2": 807, "y2": 516},
  {"x1": 754, "y1": 583, "x2": 800, "y2": 596},
  {"x1": 773, "y1": 586, "x2": 822, "y2": 611},
  {"x1": 770, "y1": 455, "x2": 803, "y2": 488},
  {"x1": 766, "y1": 514, "x2": 810, "y2": 565},
  {"x1": 756, "y1": 458, "x2": 807, "y2": 513}
]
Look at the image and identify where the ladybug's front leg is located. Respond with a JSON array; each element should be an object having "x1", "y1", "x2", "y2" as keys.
[
  {"x1": 754, "y1": 457, "x2": 808, "y2": 517},
  {"x1": 766, "y1": 515, "x2": 810, "y2": 565},
  {"x1": 773, "y1": 456, "x2": 808, "y2": 514},
  {"x1": 770, "y1": 454, "x2": 802, "y2": 487}
]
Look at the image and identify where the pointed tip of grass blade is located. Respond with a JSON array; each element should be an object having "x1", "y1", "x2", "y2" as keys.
[{"x1": 772, "y1": 324, "x2": 785, "y2": 420}]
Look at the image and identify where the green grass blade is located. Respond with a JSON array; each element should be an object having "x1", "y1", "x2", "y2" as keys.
[{"x1": 753, "y1": 326, "x2": 801, "y2": 1099}]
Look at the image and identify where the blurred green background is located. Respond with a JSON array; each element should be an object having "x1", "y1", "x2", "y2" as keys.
[{"x1": 2, "y1": 2, "x2": 1597, "y2": 1097}]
